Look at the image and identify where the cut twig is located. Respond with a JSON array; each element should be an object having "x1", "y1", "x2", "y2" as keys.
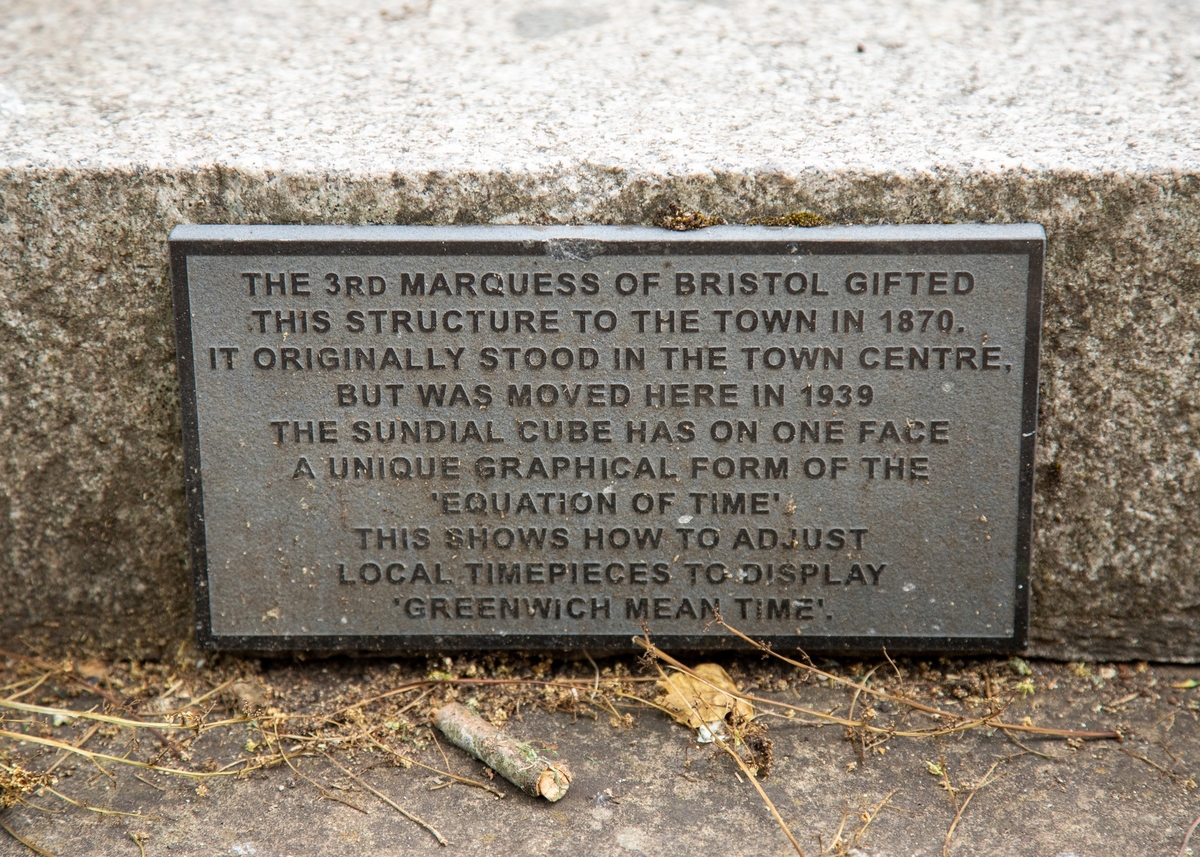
[{"x1": 434, "y1": 703, "x2": 571, "y2": 802}]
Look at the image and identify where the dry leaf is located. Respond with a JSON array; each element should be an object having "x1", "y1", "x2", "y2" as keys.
[{"x1": 655, "y1": 664, "x2": 754, "y2": 741}]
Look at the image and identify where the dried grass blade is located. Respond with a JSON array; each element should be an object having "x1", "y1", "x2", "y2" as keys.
[
  {"x1": 3, "y1": 673, "x2": 56, "y2": 703},
  {"x1": 851, "y1": 789, "x2": 898, "y2": 849},
  {"x1": 42, "y1": 786, "x2": 155, "y2": 819},
  {"x1": 1177, "y1": 814, "x2": 1200, "y2": 857},
  {"x1": 942, "y1": 758, "x2": 1007, "y2": 857},
  {"x1": 364, "y1": 733, "x2": 504, "y2": 798},
  {"x1": 321, "y1": 752, "x2": 448, "y2": 846},
  {"x1": 642, "y1": 652, "x2": 804, "y2": 856},
  {"x1": 45, "y1": 722, "x2": 102, "y2": 775},
  {"x1": 0, "y1": 729, "x2": 251, "y2": 779},
  {"x1": 157, "y1": 678, "x2": 237, "y2": 715},
  {"x1": 717, "y1": 736, "x2": 805, "y2": 857},
  {"x1": 0, "y1": 699, "x2": 233, "y2": 731},
  {"x1": 639, "y1": 632, "x2": 1120, "y2": 741},
  {"x1": 331, "y1": 682, "x2": 433, "y2": 717},
  {"x1": 0, "y1": 822, "x2": 61, "y2": 857},
  {"x1": 270, "y1": 724, "x2": 368, "y2": 813}
]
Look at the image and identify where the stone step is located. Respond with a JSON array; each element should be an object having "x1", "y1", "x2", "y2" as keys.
[{"x1": 1, "y1": 0, "x2": 1197, "y2": 660}]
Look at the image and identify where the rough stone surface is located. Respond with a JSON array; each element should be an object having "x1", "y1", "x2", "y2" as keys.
[{"x1": 1, "y1": 0, "x2": 1198, "y2": 659}]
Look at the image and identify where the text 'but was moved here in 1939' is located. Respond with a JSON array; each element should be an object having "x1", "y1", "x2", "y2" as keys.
[{"x1": 169, "y1": 224, "x2": 1044, "y2": 653}]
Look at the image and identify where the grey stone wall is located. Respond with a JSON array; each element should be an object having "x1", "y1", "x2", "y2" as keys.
[
  {"x1": 3, "y1": 0, "x2": 1199, "y2": 658},
  {"x1": 2, "y1": 166, "x2": 1197, "y2": 660}
]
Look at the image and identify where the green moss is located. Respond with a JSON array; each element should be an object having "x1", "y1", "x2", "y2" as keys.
[
  {"x1": 651, "y1": 202, "x2": 727, "y2": 231},
  {"x1": 747, "y1": 210, "x2": 828, "y2": 227}
]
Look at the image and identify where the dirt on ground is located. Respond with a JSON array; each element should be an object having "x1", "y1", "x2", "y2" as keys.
[{"x1": 1, "y1": 636, "x2": 1198, "y2": 856}]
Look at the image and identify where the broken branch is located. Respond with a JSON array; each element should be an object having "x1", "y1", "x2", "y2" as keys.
[{"x1": 434, "y1": 703, "x2": 571, "y2": 802}]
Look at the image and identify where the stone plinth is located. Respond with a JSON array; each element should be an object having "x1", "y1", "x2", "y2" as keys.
[{"x1": 1, "y1": 0, "x2": 1198, "y2": 659}]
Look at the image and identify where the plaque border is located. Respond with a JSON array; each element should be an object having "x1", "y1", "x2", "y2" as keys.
[{"x1": 169, "y1": 224, "x2": 1044, "y2": 654}]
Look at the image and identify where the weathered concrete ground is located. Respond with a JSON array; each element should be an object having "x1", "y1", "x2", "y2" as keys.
[{"x1": 2, "y1": 652, "x2": 1198, "y2": 856}]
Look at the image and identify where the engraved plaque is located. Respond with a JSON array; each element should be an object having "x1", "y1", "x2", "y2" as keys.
[{"x1": 170, "y1": 224, "x2": 1043, "y2": 652}]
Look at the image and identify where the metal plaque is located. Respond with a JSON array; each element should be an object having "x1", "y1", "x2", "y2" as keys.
[{"x1": 170, "y1": 224, "x2": 1043, "y2": 652}]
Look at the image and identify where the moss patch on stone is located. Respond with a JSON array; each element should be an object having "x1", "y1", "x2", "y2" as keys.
[
  {"x1": 747, "y1": 211, "x2": 828, "y2": 227},
  {"x1": 651, "y1": 202, "x2": 727, "y2": 230}
]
